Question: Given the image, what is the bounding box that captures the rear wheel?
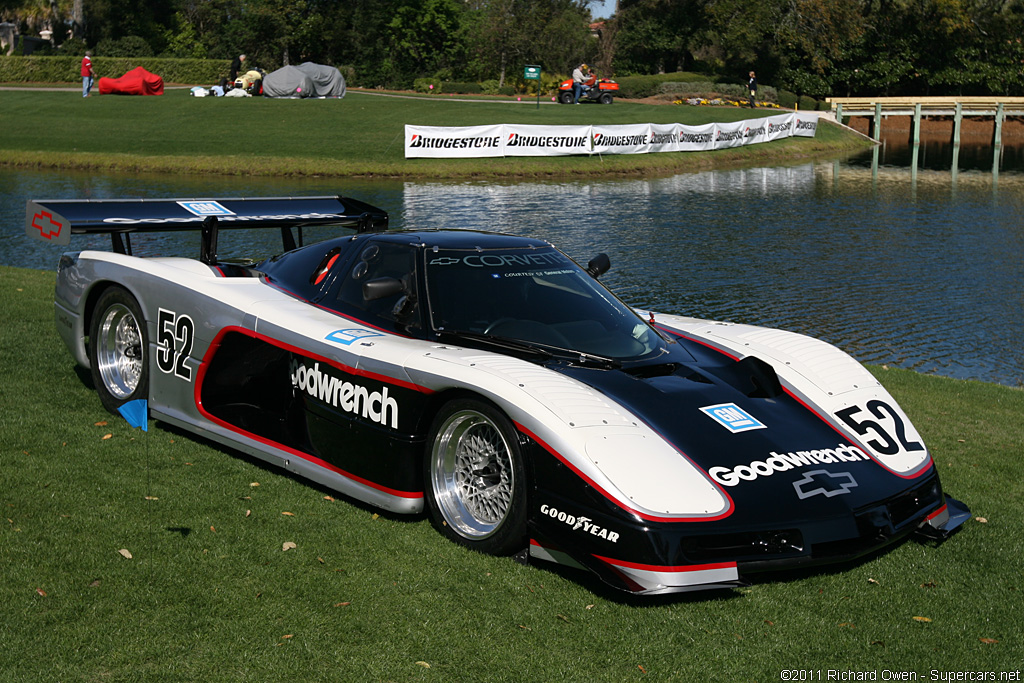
[424,399,527,555]
[89,287,149,414]
[558,90,574,105]
[598,92,613,105]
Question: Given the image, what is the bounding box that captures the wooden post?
[873,102,882,139]
[836,103,843,124]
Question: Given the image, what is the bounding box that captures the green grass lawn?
[0,89,863,179]
[1,264,1020,682]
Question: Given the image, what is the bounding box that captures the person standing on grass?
[747,71,757,108]
[81,51,94,98]
[230,54,247,84]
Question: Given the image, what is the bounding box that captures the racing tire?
[598,93,613,105]
[558,91,574,105]
[89,286,149,414]
[425,398,527,555]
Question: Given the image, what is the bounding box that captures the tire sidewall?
[89,286,149,414]
[424,398,528,555]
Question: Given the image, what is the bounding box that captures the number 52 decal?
[156,308,195,381]
[835,400,924,456]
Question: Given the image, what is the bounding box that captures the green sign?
[524,65,541,80]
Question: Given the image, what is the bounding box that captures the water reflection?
[2,164,1021,387]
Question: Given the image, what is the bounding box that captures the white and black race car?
[27,195,969,595]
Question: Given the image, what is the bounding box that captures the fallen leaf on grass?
[517,625,532,631]
[638,665,647,674]
[371,513,379,520]
[556,614,570,623]
[282,541,296,552]
[210,526,216,533]
[586,604,595,610]
[281,634,293,640]
[281,511,294,516]
[250,482,260,487]
[94,421,108,427]
[245,509,251,517]
[912,616,932,623]
[921,581,937,588]
[118,548,133,559]
[975,517,988,523]
[868,578,879,584]
[101,434,113,440]
[323,496,335,502]
[317,557,325,564]
[416,662,431,669]
[35,588,47,597]
[144,496,158,501]
[89,580,101,588]
[334,602,351,607]
[979,638,999,644]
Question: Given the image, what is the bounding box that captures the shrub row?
[0,56,229,84]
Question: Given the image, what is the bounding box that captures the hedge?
[0,56,241,85]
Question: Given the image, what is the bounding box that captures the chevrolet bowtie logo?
[32,210,63,240]
[792,470,858,499]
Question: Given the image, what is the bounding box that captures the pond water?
[2,160,1022,388]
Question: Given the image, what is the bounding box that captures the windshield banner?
[404,114,818,158]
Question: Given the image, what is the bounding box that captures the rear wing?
[26,195,389,265]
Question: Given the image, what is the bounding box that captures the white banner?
[793,114,819,138]
[405,124,504,159]
[764,114,794,142]
[592,123,651,155]
[403,114,818,158]
[714,120,747,150]
[503,124,591,156]
[648,123,680,154]
[677,123,716,152]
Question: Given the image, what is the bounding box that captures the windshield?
[425,245,664,360]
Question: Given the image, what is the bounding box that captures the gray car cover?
[262,63,345,98]
[262,65,314,98]
[296,62,346,98]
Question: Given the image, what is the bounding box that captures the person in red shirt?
[81,51,94,97]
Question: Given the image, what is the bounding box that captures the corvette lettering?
[430,252,568,268]
[290,360,398,429]
[709,443,870,487]
[540,504,619,543]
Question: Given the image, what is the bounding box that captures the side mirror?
[363,276,405,301]
[586,253,610,279]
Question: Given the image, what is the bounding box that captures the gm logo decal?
[325,328,383,346]
[177,200,235,217]
[700,403,766,433]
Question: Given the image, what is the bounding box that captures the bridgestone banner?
[404,113,819,159]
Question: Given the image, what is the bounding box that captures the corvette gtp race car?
[27,195,970,595]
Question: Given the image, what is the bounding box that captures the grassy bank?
[1,264,1020,682]
[0,89,864,179]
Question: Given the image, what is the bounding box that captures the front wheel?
[558,90,574,105]
[424,399,527,555]
[89,286,149,414]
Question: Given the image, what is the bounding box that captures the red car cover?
[98,67,164,96]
